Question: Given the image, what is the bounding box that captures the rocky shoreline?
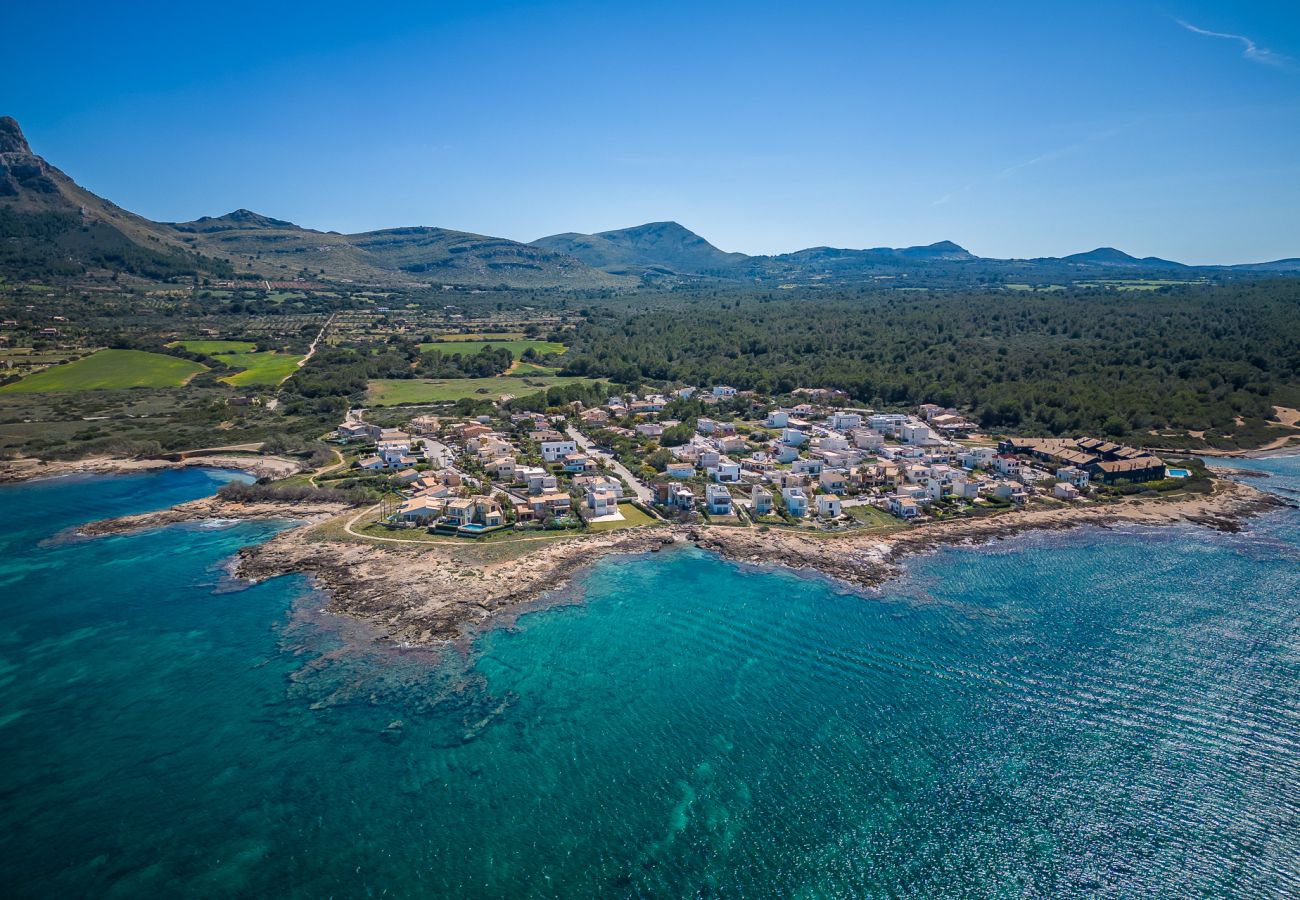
[220,477,1287,648]
[236,525,676,646]
[74,494,356,537]
[0,453,304,485]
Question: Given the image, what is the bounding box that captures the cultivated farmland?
[0,349,208,393]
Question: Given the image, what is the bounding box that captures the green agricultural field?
[171,340,300,385]
[0,349,208,393]
[213,350,301,386]
[417,339,566,357]
[367,375,600,405]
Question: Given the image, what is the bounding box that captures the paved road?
[566,425,654,502]
[424,439,455,469]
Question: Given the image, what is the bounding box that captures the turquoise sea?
[1,460,1298,897]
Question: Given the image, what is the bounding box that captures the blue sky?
[4,0,1297,263]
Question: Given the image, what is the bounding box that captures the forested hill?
[560,280,1300,449]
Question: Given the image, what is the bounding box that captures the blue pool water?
[1166,467,1190,477]
[1,458,1298,896]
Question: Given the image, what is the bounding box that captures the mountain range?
[2,116,1296,289]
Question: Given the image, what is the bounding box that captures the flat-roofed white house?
[950,478,980,500]
[816,494,842,518]
[959,447,996,469]
[765,410,789,428]
[525,470,558,495]
[901,422,933,445]
[868,413,908,435]
[665,462,695,478]
[782,487,809,518]
[706,483,733,515]
[709,458,741,483]
[852,428,884,450]
[712,385,737,398]
[573,474,623,498]
[830,411,862,431]
[782,427,808,447]
[540,439,577,462]
[792,458,823,476]
[377,440,411,465]
[751,485,773,515]
[586,488,621,518]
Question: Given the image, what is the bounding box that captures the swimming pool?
[1167,468,1190,478]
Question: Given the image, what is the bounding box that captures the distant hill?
[0,117,625,289]
[169,213,626,289]
[1227,258,1300,273]
[0,116,234,280]
[534,222,1297,286]
[1059,247,1186,269]
[2,115,1295,289]
[531,221,747,276]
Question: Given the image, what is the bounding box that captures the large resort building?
[999,436,1166,483]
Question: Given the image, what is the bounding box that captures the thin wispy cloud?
[1176,19,1289,67]
[997,143,1084,180]
[930,127,1124,207]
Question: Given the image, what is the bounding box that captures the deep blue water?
[1,460,1298,897]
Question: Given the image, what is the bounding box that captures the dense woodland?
[562,281,1300,446]
[3,276,1298,459]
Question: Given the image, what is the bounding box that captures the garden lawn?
[0,349,208,393]
[846,504,903,528]
[586,504,660,532]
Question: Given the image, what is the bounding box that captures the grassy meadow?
[172,340,301,385]
[0,349,208,393]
